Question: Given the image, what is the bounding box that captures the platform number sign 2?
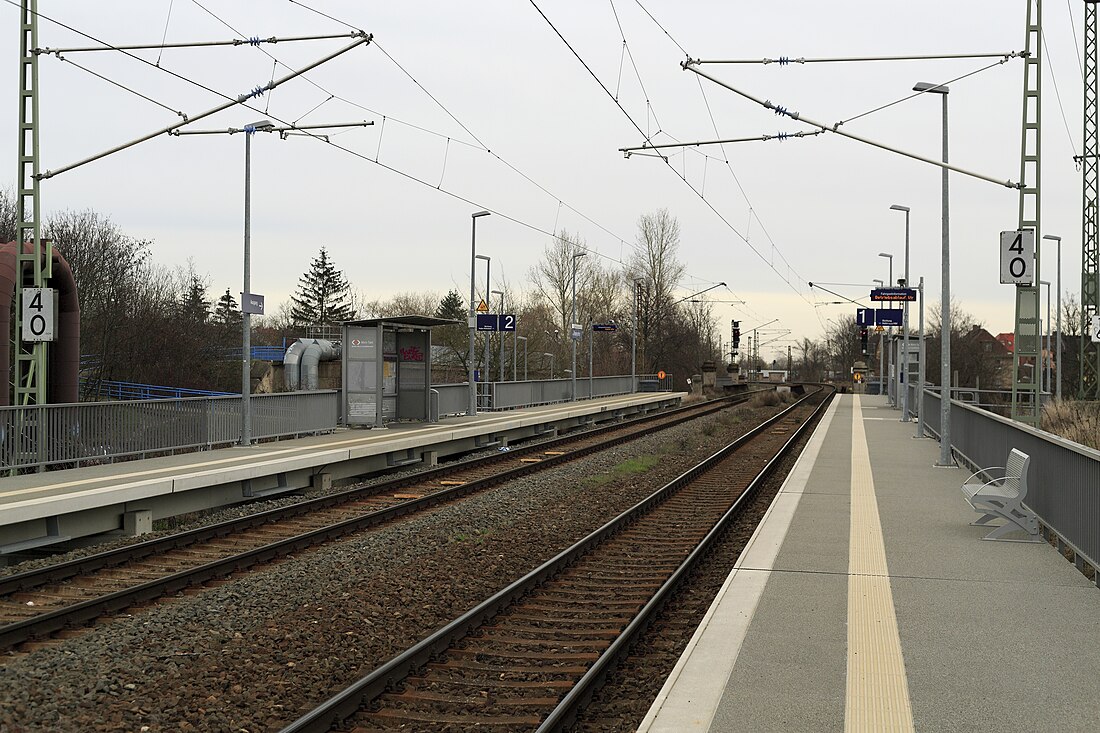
[21,288,55,342]
[999,230,1035,285]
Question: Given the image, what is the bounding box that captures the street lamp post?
[914,80,952,466]
[632,278,643,392]
[173,119,372,443]
[874,278,885,395]
[878,252,894,406]
[492,289,505,382]
[571,251,587,401]
[479,256,491,405]
[468,211,490,416]
[517,335,527,381]
[1041,280,1051,393]
[890,204,911,422]
[1043,234,1062,400]
[916,276,926,439]
[543,352,555,379]
[240,121,274,445]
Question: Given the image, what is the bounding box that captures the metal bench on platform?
[961,448,1040,542]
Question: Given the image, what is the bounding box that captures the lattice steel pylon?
[1082,0,1100,399]
[14,0,50,407]
[1011,0,1043,426]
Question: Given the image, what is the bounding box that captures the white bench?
[961,448,1040,541]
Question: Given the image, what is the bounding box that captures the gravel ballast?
[0,399,793,732]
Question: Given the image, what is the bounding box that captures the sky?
[1,1,1088,365]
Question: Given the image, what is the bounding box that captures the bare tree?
[627,209,686,375]
[529,231,593,334]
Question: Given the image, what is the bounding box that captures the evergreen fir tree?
[213,288,241,327]
[436,289,466,321]
[178,275,209,323]
[290,246,355,326]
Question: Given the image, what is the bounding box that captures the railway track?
[280,386,833,732]
[0,389,771,654]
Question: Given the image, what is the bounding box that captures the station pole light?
[1042,234,1062,400]
[914,80,953,467]
[479,255,491,406]
[874,278,886,395]
[543,352,555,379]
[890,204,911,422]
[468,211,490,416]
[173,118,371,446]
[916,276,926,439]
[571,251,587,401]
[632,278,644,392]
[878,252,894,406]
[1041,280,1051,393]
[492,289,505,382]
[517,335,527,381]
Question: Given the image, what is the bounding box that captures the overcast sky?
[1,1,1087,363]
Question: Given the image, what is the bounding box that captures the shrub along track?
[280,387,832,732]
[0,391,768,655]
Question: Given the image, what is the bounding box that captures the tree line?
[4,190,730,393]
[7,188,1038,396]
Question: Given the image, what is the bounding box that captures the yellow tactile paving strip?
[845,394,914,732]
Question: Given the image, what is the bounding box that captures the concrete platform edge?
[637,394,841,732]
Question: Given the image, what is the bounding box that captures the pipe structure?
[283,340,307,390]
[300,339,338,391]
[0,242,80,406]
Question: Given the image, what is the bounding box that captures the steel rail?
[0,391,767,649]
[537,385,834,731]
[278,386,832,733]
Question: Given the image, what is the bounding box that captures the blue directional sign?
[855,308,874,326]
[871,288,917,302]
[876,309,903,327]
[592,323,618,332]
[477,314,518,332]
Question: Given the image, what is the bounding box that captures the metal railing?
[81,379,235,401]
[2,373,674,470]
[1,391,339,472]
[911,385,1100,580]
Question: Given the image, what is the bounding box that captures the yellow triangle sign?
[476,299,489,313]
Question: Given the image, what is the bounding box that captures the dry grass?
[1041,399,1100,451]
[751,390,782,408]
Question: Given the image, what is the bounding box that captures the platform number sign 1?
[999,230,1035,285]
[22,288,55,342]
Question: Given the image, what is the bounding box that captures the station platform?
[0,391,682,558]
[639,393,1100,733]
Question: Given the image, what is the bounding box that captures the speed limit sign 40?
[999,230,1035,285]
[22,288,56,342]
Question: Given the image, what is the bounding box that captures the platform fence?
[911,384,1100,580]
[3,374,673,471]
[0,391,339,472]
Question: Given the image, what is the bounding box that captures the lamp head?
[472,210,491,219]
[913,81,949,95]
[878,252,893,259]
[889,204,910,213]
[475,254,490,262]
[1042,234,1061,242]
